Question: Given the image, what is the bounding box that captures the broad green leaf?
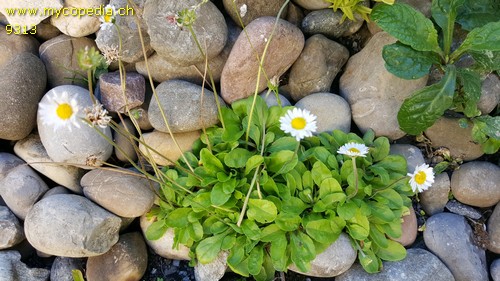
[221,235,236,250]
[457,0,500,30]
[482,138,500,154]
[245,155,264,175]
[371,3,440,53]
[247,199,278,224]
[211,183,232,206]
[267,136,298,153]
[375,189,404,209]
[200,148,225,174]
[281,197,309,215]
[265,150,298,175]
[260,224,285,242]
[432,0,465,55]
[370,137,390,162]
[248,245,264,276]
[474,116,500,140]
[383,42,438,79]
[470,50,500,71]
[270,233,288,271]
[290,232,316,272]
[382,219,403,238]
[453,21,500,59]
[398,65,457,135]
[455,68,482,117]
[276,212,302,231]
[376,239,407,261]
[312,161,332,186]
[145,220,168,240]
[228,246,250,277]
[189,192,211,213]
[302,170,313,189]
[188,221,204,241]
[359,249,382,273]
[224,148,253,168]
[305,219,341,244]
[241,219,262,240]
[370,224,389,248]
[319,178,343,198]
[165,208,191,228]
[337,201,357,220]
[196,234,225,264]
[369,202,396,223]
[221,107,244,142]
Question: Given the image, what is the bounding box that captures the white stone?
[50,0,106,37]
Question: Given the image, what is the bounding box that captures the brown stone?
[223,0,287,27]
[451,161,500,208]
[99,71,145,113]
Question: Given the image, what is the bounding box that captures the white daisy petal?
[279,107,318,141]
[407,163,435,193]
[38,91,82,132]
[100,4,117,30]
[337,142,369,158]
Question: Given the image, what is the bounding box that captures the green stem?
[87,69,96,104]
[237,165,261,227]
[348,157,359,199]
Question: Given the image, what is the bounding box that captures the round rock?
[86,232,148,281]
[223,0,287,27]
[0,30,39,67]
[221,16,304,104]
[0,206,25,249]
[424,212,488,281]
[143,0,227,65]
[0,53,47,141]
[492,259,500,281]
[0,251,50,281]
[389,206,417,246]
[450,161,500,208]
[389,144,425,173]
[295,93,351,133]
[50,257,86,281]
[140,215,190,260]
[301,7,366,38]
[194,251,228,281]
[0,153,24,181]
[488,203,500,254]
[259,92,292,107]
[293,0,330,10]
[50,0,106,37]
[0,0,63,27]
[139,130,201,166]
[37,85,113,168]
[289,34,349,101]
[114,118,138,162]
[81,168,155,218]
[148,80,220,133]
[419,172,450,216]
[99,71,145,113]
[478,73,500,115]
[24,194,121,257]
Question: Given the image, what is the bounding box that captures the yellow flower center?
[56,103,73,120]
[414,171,426,185]
[348,148,360,154]
[291,117,306,130]
[104,10,113,23]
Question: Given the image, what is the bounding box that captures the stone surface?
[32,18,62,41]
[293,0,330,10]
[445,200,482,220]
[399,0,432,17]
[425,117,484,161]
[50,0,106,37]
[86,232,148,281]
[295,93,351,133]
[139,130,201,166]
[492,259,500,281]
[286,2,304,27]
[301,8,366,38]
[42,186,71,198]
[140,215,190,260]
[144,0,227,65]
[478,73,500,115]
[96,0,152,63]
[114,118,138,162]
[389,144,425,173]
[0,153,24,182]
[148,80,221,133]
[194,250,228,281]
[14,133,85,194]
[24,194,121,257]
[450,161,500,208]
[0,206,25,249]
[0,0,63,27]
[0,251,50,281]
[221,17,304,104]
[100,71,145,113]
[81,168,155,218]
[0,53,47,141]
[336,248,454,281]
[488,203,500,254]
[288,233,356,277]
[289,34,349,101]
[419,173,450,216]
[424,212,488,281]
[259,92,291,107]
[340,32,428,140]
[390,206,417,246]
[50,257,86,281]
[39,35,97,87]
[0,165,49,220]
[223,0,287,27]
[0,30,39,67]
[37,85,113,168]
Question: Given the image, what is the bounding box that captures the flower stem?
[237,165,261,227]
[348,156,359,199]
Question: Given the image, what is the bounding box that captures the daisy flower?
[337,142,369,158]
[407,163,435,193]
[38,91,81,131]
[100,4,117,30]
[279,108,317,141]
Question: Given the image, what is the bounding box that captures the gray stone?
[336,248,454,281]
[114,118,138,162]
[81,168,155,218]
[139,215,190,260]
[148,80,221,133]
[450,161,500,208]
[389,206,417,247]
[50,0,106,37]
[286,2,304,27]
[0,154,24,182]
[0,251,49,281]
[289,34,349,101]
[139,130,201,166]
[492,259,500,281]
[295,93,351,133]
[293,0,330,10]
[288,233,356,277]
[32,18,62,41]
[223,0,287,27]
[0,165,49,220]
[0,0,62,27]
[86,232,148,281]
[14,133,85,194]
[37,85,113,168]
[0,53,46,141]
[301,7,365,38]
[478,73,500,115]
[0,30,39,68]
[194,250,228,281]
[488,203,500,254]
[445,200,482,220]
[96,0,152,64]
[144,0,227,65]
[424,212,488,281]
[39,35,97,87]
[425,117,484,161]
[0,206,24,249]
[340,32,428,140]
[259,92,291,107]
[50,257,86,281]
[389,144,425,173]
[24,194,121,257]
[221,17,304,104]
[41,186,71,198]
[419,173,450,216]
[100,72,145,113]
